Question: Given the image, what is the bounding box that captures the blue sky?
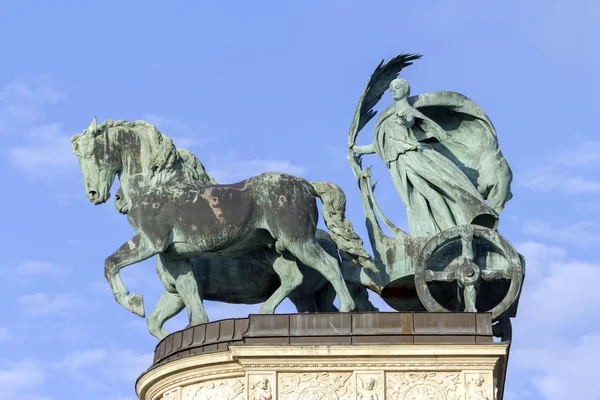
[1,1,598,399]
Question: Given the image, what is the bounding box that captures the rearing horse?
[71,118,377,322]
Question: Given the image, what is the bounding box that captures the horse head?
[71,117,120,205]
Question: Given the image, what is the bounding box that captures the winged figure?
[348,54,512,238]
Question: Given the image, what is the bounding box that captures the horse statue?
[113,149,378,339]
[71,118,381,327]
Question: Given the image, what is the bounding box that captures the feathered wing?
[347,53,422,147]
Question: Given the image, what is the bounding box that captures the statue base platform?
[136,313,508,400]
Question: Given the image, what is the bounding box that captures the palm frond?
[348,53,422,144]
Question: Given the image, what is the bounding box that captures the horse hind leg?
[147,292,185,340]
[282,239,356,312]
[259,251,304,315]
[162,255,209,327]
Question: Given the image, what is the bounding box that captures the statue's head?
[469,374,485,386]
[257,377,269,390]
[389,78,410,101]
[71,117,120,205]
[363,378,375,390]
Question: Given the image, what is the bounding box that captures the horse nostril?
[115,194,121,201]
[88,190,97,198]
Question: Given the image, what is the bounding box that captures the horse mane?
[99,119,181,174]
[178,149,217,184]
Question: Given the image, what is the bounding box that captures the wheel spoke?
[424,270,456,282]
[463,285,477,312]
[481,269,512,280]
[460,233,474,262]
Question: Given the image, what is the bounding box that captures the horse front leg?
[104,233,162,317]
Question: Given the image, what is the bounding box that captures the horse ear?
[87,116,98,136]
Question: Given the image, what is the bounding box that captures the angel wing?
[347,53,422,146]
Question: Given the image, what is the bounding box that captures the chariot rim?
[414,225,523,320]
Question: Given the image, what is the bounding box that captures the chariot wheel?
[414,225,523,320]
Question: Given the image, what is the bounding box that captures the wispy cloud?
[523,219,600,247]
[7,123,75,178]
[0,359,48,400]
[520,141,600,194]
[14,260,63,276]
[206,151,307,183]
[0,78,64,105]
[18,293,86,317]
[0,77,64,135]
[512,334,600,400]
[58,348,152,392]
[508,241,600,398]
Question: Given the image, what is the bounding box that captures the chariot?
[343,54,525,338]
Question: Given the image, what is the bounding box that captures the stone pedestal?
[136,313,508,400]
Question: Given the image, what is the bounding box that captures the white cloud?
[58,348,152,391]
[0,359,47,400]
[171,136,200,149]
[207,151,307,183]
[520,141,600,194]
[521,170,600,194]
[142,114,196,136]
[523,220,600,247]
[507,241,600,398]
[15,260,60,276]
[8,123,75,177]
[18,293,85,317]
[511,334,600,400]
[0,77,64,136]
[0,78,64,105]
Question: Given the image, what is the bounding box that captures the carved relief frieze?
[386,372,463,400]
[248,373,276,400]
[163,387,181,400]
[356,372,384,400]
[279,372,353,400]
[464,373,493,400]
[182,378,244,400]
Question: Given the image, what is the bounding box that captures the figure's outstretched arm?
[352,143,376,155]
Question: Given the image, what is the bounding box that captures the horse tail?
[310,181,378,273]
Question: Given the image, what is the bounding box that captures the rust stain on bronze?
[200,190,225,223]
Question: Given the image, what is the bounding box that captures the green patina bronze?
[71,53,524,341]
[346,54,523,331]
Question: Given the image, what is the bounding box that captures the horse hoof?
[129,293,145,317]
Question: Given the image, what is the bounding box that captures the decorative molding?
[465,372,494,400]
[279,372,353,400]
[182,378,244,400]
[248,373,276,400]
[356,372,384,400]
[137,343,507,400]
[387,372,463,400]
[163,387,180,400]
